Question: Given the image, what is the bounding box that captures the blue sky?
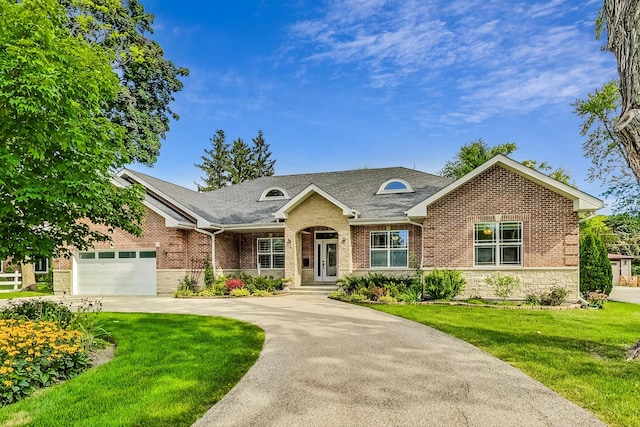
[137,0,616,206]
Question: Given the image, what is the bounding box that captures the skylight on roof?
[377,179,414,194]
[259,187,290,201]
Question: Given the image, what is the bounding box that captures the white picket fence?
[0,272,22,292]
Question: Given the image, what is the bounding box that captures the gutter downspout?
[194,228,225,277]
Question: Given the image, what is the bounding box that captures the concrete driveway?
[609,286,640,304]
[81,295,603,427]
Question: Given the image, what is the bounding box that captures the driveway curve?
[88,295,602,427]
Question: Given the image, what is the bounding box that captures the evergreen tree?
[250,130,275,179]
[229,138,254,184]
[580,231,614,295]
[195,130,230,191]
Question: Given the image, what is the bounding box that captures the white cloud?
[286,0,616,124]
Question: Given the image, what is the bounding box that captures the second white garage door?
[76,250,157,296]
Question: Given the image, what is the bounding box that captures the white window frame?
[474,222,523,267]
[370,230,409,268]
[376,179,414,194]
[257,237,285,269]
[259,187,290,201]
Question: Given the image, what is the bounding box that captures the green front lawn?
[0,283,53,299]
[0,313,264,426]
[371,302,640,427]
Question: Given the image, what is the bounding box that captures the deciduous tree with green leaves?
[59,0,189,165]
[0,0,146,262]
[597,0,640,183]
[440,139,573,185]
[574,81,640,213]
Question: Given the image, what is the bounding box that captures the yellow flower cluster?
[0,319,84,389]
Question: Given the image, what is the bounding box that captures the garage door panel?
[76,250,157,296]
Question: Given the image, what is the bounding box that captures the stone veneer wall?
[284,193,352,286]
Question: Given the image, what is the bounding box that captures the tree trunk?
[20,263,37,292]
[604,0,640,181]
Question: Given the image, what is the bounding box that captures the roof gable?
[274,184,359,219]
[406,155,603,218]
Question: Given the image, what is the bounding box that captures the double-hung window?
[370,230,409,268]
[474,222,522,266]
[257,238,285,269]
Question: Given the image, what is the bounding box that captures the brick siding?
[351,224,422,269]
[423,165,579,268]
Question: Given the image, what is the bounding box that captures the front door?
[315,239,338,282]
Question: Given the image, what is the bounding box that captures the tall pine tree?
[195,130,230,191]
[229,138,254,185]
[196,129,276,189]
[250,129,275,179]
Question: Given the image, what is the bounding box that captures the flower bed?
[0,319,90,405]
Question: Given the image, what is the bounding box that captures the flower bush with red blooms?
[225,279,245,293]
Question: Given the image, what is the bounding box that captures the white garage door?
[76,250,157,295]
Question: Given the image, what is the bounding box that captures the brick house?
[53,155,603,299]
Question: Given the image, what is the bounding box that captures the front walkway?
[80,295,603,427]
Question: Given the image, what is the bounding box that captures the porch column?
[284,227,301,286]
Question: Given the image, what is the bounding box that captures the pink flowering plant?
[587,291,608,309]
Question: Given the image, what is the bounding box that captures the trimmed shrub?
[229,288,250,297]
[587,291,608,309]
[329,291,348,300]
[377,295,397,304]
[348,294,368,302]
[540,287,569,306]
[252,290,271,297]
[225,279,245,293]
[485,273,521,302]
[424,269,466,300]
[580,232,613,295]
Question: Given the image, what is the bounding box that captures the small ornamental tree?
[580,231,613,295]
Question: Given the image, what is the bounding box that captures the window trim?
[473,221,523,267]
[376,179,414,194]
[259,187,290,201]
[369,230,409,268]
[257,237,285,269]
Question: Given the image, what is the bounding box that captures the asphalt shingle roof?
[124,167,453,225]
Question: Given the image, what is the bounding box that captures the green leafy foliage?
[203,256,214,288]
[195,130,231,191]
[337,273,417,300]
[424,269,466,300]
[0,0,146,262]
[0,299,73,328]
[573,80,640,214]
[539,287,569,306]
[580,231,613,295]
[229,288,251,297]
[440,139,573,184]
[485,273,521,302]
[60,0,188,165]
